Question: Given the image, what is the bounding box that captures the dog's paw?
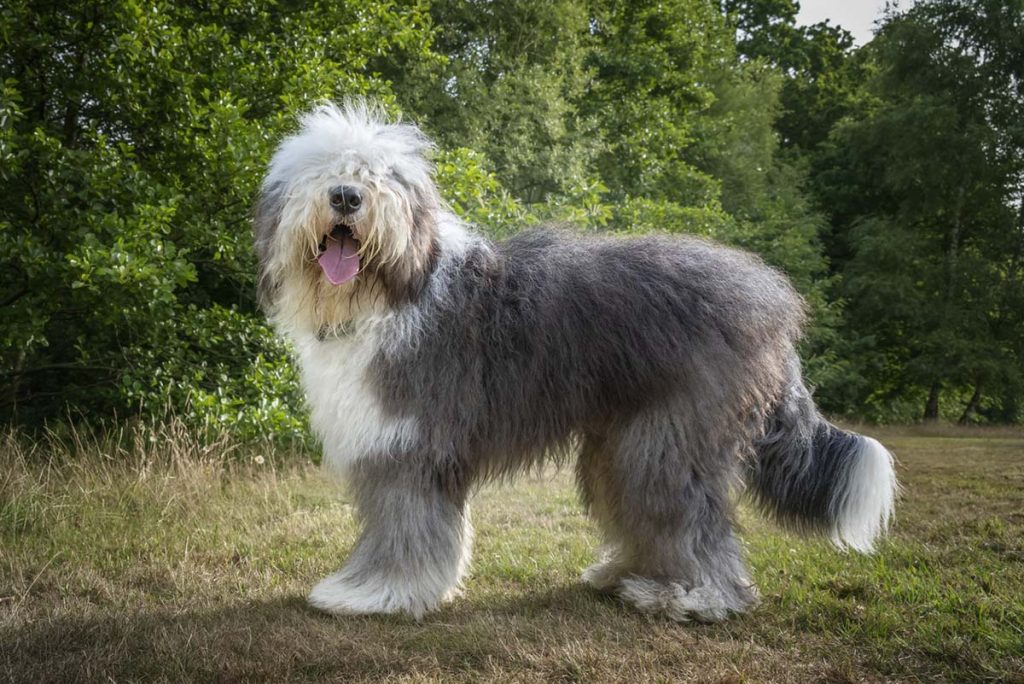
[581,545,635,592]
[582,558,627,592]
[308,571,444,619]
[616,578,751,623]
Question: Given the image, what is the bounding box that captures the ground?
[2,424,1022,682]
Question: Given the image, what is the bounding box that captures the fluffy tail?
[748,362,897,552]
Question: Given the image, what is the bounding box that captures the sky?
[795,0,909,46]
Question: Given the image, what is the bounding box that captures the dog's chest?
[296,327,418,468]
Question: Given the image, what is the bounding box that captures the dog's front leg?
[308,455,472,619]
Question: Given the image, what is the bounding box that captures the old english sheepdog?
[254,102,897,623]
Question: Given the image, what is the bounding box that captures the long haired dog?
[254,103,897,622]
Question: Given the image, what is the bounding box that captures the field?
[2,424,1022,682]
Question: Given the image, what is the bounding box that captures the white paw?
[308,570,455,619]
[309,572,419,618]
[617,578,736,623]
[582,559,627,592]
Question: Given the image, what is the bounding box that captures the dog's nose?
[329,185,362,215]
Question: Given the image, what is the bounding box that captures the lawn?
[2,423,1022,682]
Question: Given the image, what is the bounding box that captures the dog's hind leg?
[576,432,636,592]
[308,455,472,619]
[577,408,758,622]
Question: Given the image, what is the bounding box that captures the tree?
[381,0,597,206]
[7,0,1014,434]
[0,0,437,436]
[724,0,865,152]
[819,0,1024,421]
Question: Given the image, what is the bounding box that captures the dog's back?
[376,228,804,472]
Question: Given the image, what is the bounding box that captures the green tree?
[818,0,1024,421]
[8,0,1008,435]
[724,0,864,153]
[0,0,437,436]
[382,0,598,206]
[687,61,845,395]
[581,0,728,207]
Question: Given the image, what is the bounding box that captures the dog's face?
[255,103,439,332]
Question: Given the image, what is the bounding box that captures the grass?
[2,423,1022,682]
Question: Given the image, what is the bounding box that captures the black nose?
[329,185,362,215]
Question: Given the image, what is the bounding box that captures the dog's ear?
[375,179,440,307]
[254,180,286,310]
[406,182,441,296]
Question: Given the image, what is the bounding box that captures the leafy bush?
[6,0,1017,440]
[0,1,438,440]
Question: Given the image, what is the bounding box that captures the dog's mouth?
[317,224,361,285]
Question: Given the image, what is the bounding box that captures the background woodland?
[2,0,1022,442]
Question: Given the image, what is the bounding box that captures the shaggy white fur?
[294,322,419,471]
[308,511,473,618]
[832,437,898,552]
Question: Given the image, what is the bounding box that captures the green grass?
[2,423,1023,682]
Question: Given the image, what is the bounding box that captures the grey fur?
[750,358,860,533]
[253,179,286,307]
[257,107,897,622]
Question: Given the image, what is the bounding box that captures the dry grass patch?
[2,424,1022,682]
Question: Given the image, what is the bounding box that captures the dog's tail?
[747,360,898,552]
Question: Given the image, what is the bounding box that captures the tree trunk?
[923,383,941,421]
[958,383,982,424]
[8,347,25,420]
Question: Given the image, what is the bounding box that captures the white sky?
[796,0,913,46]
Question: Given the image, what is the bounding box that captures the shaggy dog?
[254,102,897,622]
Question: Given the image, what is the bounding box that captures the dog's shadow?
[5,584,721,680]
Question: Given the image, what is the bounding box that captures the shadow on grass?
[3,585,665,682]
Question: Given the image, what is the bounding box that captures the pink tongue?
[317,235,360,285]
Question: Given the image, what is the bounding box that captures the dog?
[253,102,897,622]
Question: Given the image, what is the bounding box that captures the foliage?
[118,305,312,447]
[433,147,529,237]
[725,0,865,152]
[0,0,437,436]
[2,0,1022,436]
[814,0,1024,421]
[383,0,599,204]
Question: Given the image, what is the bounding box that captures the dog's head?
[255,102,440,332]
